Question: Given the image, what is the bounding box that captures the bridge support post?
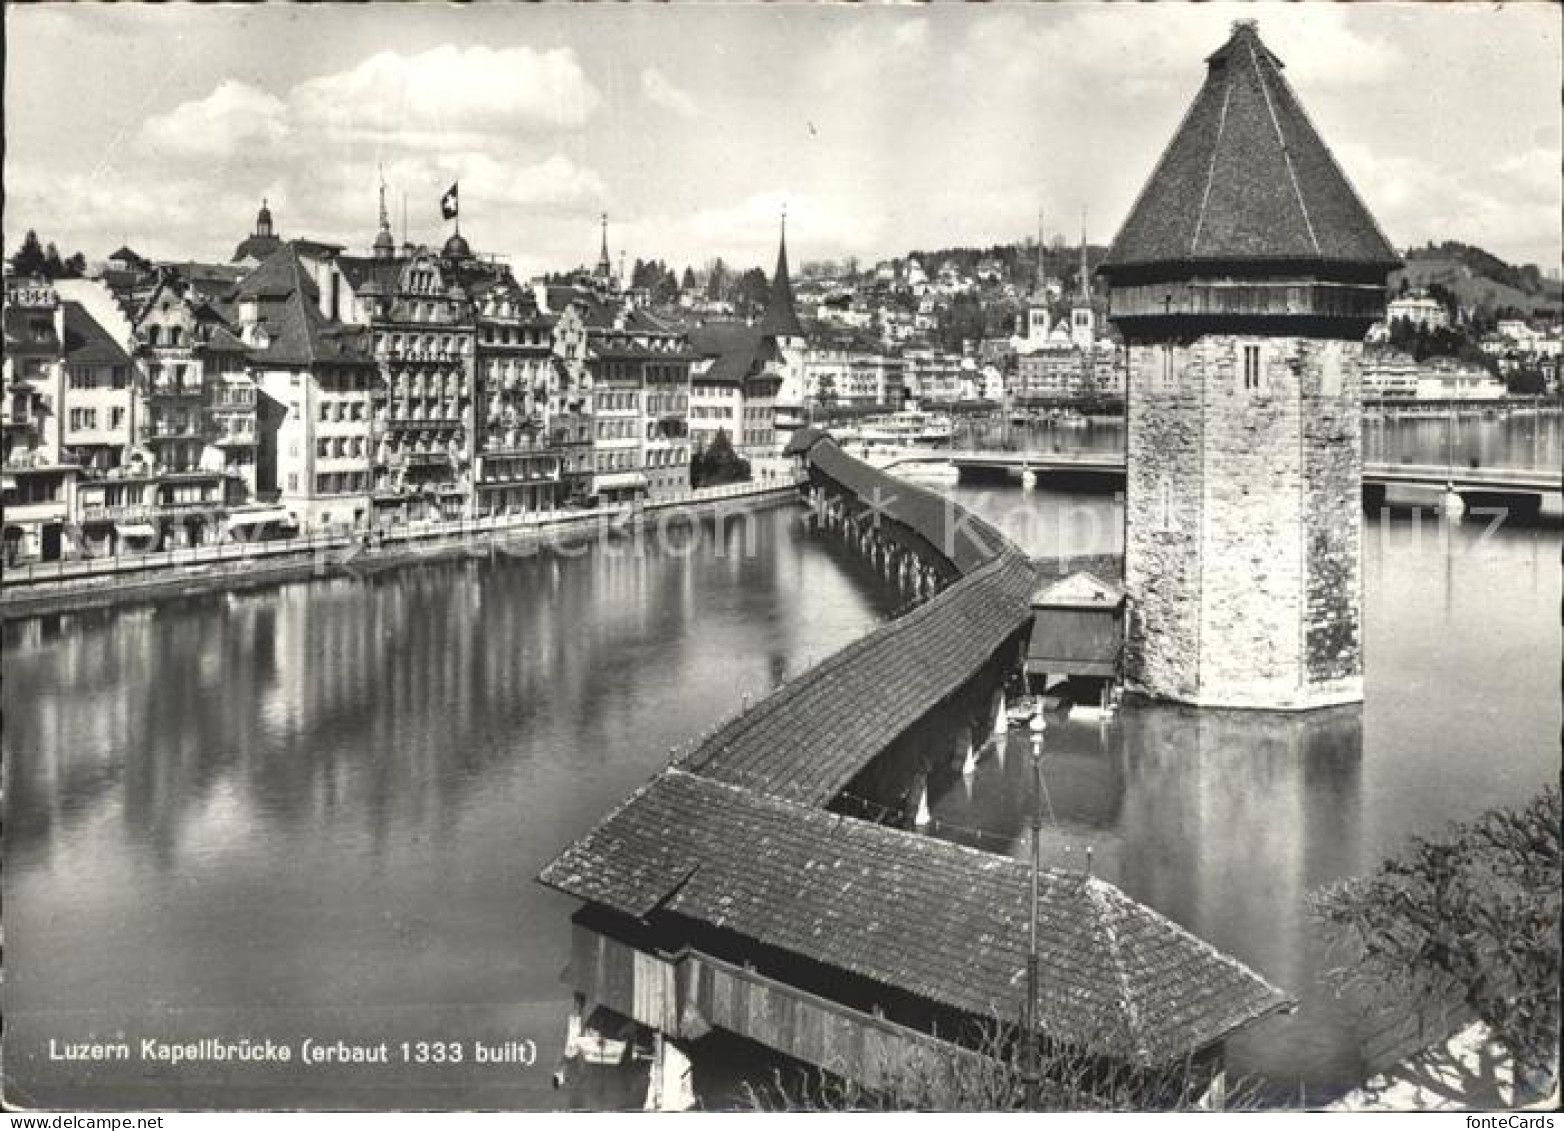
[642,1031,697,1112]
[957,728,979,777]
[911,775,932,827]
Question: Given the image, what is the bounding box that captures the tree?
[706,257,728,302]
[652,267,680,307]
[10,230,48,277]
[62,252,87,279]
[690,428,751,488]
[681,266,697,293]
[735,267,770,317]
[1310,786,1561,1084]
[44,242,64,279]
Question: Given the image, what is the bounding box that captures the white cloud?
[289,45,602,142]
[640,68,699,120]
[140,81,289,159]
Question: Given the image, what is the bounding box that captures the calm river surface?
[3,417,1559,1109]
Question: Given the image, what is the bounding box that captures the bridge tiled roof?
[809,439,1009,574]
[539,768,1295,1066]
[679,546,1036,804]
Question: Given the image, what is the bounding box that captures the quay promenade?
[0,476,798,619]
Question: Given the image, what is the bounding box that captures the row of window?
[67,407,127,431]
[480,326,548,347]
[316,472,371,496]
[596,419,640,441]
[68,366,130,390]
[646,394,688,416]
[596,391,640,413]
[143,325,187,348]
[319,400,370,423]
[378,330,470,356]
[317,436,370,461]
[596,451,639,472]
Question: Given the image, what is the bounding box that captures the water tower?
[1099,21,1399,709]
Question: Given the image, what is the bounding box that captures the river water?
[2,415,1558,1109]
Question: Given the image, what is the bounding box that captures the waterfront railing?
[1,476,797,590]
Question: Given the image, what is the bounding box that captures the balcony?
[149,380,205,399]
[145,420,208,440]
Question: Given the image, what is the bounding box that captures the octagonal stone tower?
[1100,21,1399,710]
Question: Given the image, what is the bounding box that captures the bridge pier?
[643,1031,697,1112]
[910,773,932,827]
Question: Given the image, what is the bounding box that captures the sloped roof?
[1103,21,1398,272]
[681,548,1033,803]
[107,246,148,268]
[60,302,131,366]
[781,424,832,457]
[760,227,806,340]
[202,325,250,354]
[232,233,283,265]
[335,254,405,293]
[688,322,780,385]
[809,438,1009,574]
[540,768,1294,1066]
[235,244,374,367]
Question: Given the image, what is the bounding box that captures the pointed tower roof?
[1102,21,1398,274]
[760,212,805,340]
[595,213,612,280]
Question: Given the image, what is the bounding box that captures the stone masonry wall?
[1194,337,1306,706]
[1301,339,1364,700]
[1124,342,1204,701]
[1125,333,1364,710]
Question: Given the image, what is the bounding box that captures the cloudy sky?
[6,3,1559,277]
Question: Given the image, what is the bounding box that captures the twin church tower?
[1102,21,1399,709]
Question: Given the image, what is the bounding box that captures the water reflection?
[1,506,900,1109]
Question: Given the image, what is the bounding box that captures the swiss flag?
[440,183,458,221]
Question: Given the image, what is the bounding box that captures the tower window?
[1243,345,1262,390]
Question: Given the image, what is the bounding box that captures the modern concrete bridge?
[879,449,1562,506]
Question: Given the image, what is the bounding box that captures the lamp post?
[1023,705,1046,1109]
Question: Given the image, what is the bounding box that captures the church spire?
[1035,206,1048,290]
[1079,210,1091,301]
[760,207,805,341]
[374,166,396,258]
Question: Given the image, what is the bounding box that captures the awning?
[116,522,159,539]
[594,472,648,492]
[227,507,295,527]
